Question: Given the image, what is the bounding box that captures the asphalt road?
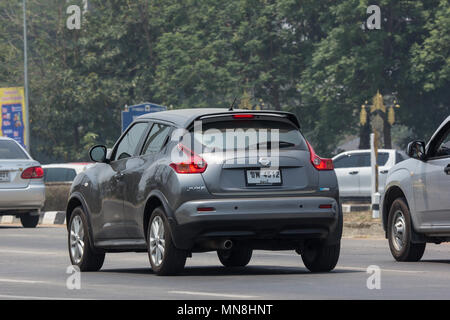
[1,224,450,300]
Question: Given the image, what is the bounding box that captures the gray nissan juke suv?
[66,108,342,275]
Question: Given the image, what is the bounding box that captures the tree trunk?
[271,84,281,111]
[359,122,371,149]
[383,115,392,149]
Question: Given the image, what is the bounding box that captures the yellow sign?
[0,87,27,148]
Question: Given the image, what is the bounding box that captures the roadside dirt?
[343,211,384,239]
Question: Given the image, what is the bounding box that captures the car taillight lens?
[170,144,207,174]
[306,140,333,171]
[233,114,254,119]
[21,166,44,179]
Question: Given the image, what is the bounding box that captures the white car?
[0,137,45,228]
[42,163,93,183]
[333,149,407,200]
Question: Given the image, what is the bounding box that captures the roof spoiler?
[189,110,301,129]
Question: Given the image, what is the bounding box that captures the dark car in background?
[66,109,342,275]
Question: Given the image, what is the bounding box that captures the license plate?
[0,171,9,182]
[246,169,281,186]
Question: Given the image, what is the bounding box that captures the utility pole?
[23,0,30,152]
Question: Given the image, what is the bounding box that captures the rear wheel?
[387,198,426,262]
[217,247,253,267]
[20,213,39,228]
[147,207,187,276]
[301,241,340,272]
[68,207,105,271]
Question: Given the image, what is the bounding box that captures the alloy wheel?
[70,215,85,264]
[149,216,166,267]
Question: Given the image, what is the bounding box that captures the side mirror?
[406,140,426,160]
[89,145,108,163]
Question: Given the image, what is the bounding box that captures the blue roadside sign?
[121,102,167,132]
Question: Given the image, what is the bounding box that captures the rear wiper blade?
[249,141,296,149]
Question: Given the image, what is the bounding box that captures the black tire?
[217,246,253,267]
[387,197,426,262]
[147,207,186,276]
[68,207,105,271]
[20,213,39,228]
[301,241,340,272]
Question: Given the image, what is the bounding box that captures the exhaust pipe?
[200,239,233,250]
[223,240,233,250]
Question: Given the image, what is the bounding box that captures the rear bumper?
[0,184,45,215]
[170,196,342,250]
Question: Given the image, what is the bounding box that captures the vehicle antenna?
[229,96,237,111]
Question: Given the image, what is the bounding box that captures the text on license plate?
[0,171,9,182]
[246,170,281,185]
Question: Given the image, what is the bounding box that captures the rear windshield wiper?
[249,141,296,149]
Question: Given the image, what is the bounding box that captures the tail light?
[170,144,207,174]
[233,114,254,119]
[21,166,44,179]
[305,140,333,171]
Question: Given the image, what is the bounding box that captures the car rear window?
[190,120,307,152]
[44,168,77,182]
[0,140,28,159]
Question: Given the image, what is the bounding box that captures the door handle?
[349,171,359,175]
[445,165,450,175]
[380,170,389,174]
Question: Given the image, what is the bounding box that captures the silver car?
[0,137,45,228]
[381,116,450,261]
[333,149,407,200]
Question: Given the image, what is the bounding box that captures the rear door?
[191,115,318,197]
[0,139,37,189]
[333,153,361,197]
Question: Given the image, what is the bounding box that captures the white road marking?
[337,266,426,274]
[0,249,61,255]
[169,290,259,299]
[0,278,47,284]
[0,294,86,300]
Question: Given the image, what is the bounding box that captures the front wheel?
[68,207,105,271]
[301,241,340,272]
[387,198,426,262]
[147,207,187,276]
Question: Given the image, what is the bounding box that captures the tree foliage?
[0,0,448,161]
